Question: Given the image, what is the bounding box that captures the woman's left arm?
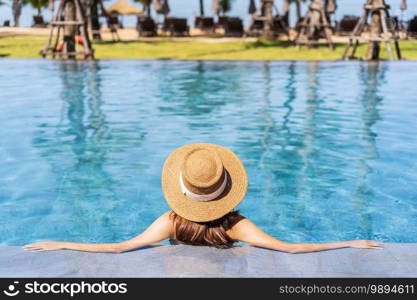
[23,211,173,253]
[227,218,384,253]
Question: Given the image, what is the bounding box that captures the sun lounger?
[32,15,47,28]
[247,16,288,38]
[137,16,157,37]
[223,17,244,37]
[163,17,189,37]
[216,16,228,29]
[337,15,360,35]
[194,16,215,33]
[408,16,417,37]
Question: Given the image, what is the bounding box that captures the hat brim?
[162,143,248,222]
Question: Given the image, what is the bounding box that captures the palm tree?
[22,0,48,16]
[219,0,233,15]
[11,0,23,27]
[198,0,204,15]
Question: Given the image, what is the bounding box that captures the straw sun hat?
[162,143,248,222]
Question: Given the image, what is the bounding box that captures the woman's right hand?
[348,240,384,249]
[23,241,65,252]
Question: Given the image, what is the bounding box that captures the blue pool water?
[0,59,416,245]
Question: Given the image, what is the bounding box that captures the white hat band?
[179,171,227,202]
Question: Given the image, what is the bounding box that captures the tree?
[12,0,23,27]
[199,0,204,16]
[22,0,48,16]
[219,0,233,15]
[63,0,76,59]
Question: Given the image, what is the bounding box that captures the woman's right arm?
[23,211,173,253]
[227,218,384,253]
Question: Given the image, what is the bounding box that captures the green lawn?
[1,36,417,60]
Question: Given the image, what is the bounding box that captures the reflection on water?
[157,61,230,117]
[282,63,296,146]
[0,60,416,244]
[32,62,121,242]
[351,62,386,239]
[259,62,274,221]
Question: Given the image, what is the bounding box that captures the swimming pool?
[0,59,416,245]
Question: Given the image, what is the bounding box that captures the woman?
[24,143,383,253]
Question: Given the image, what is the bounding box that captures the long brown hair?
[170,210,245,248]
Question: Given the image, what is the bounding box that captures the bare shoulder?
[161,210,173,220]
[141,211,175,238]
[161,210,176,236]
[226,217,255,240]
[159,211,175,226]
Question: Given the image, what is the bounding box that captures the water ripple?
[0,60,416,244]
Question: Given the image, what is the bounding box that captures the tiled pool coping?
[1,244,416,277]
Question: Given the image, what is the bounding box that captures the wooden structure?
[106,13,121,41]
[248,0,288,40]
[324,0,337,25]
[398,0,408,37]
[87,0,107,40]
[40,0,94,59]
[282,0,303,27]
[342,0,402,60]
[294,0,334,50]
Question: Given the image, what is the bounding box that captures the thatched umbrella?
[106,0,143,30]
[248,0,256,15]
[106,0,144,15]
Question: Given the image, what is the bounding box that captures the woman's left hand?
[23,241,65,252]
[348,240,384,249]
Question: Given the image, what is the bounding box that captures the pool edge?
[0,243,416,277]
